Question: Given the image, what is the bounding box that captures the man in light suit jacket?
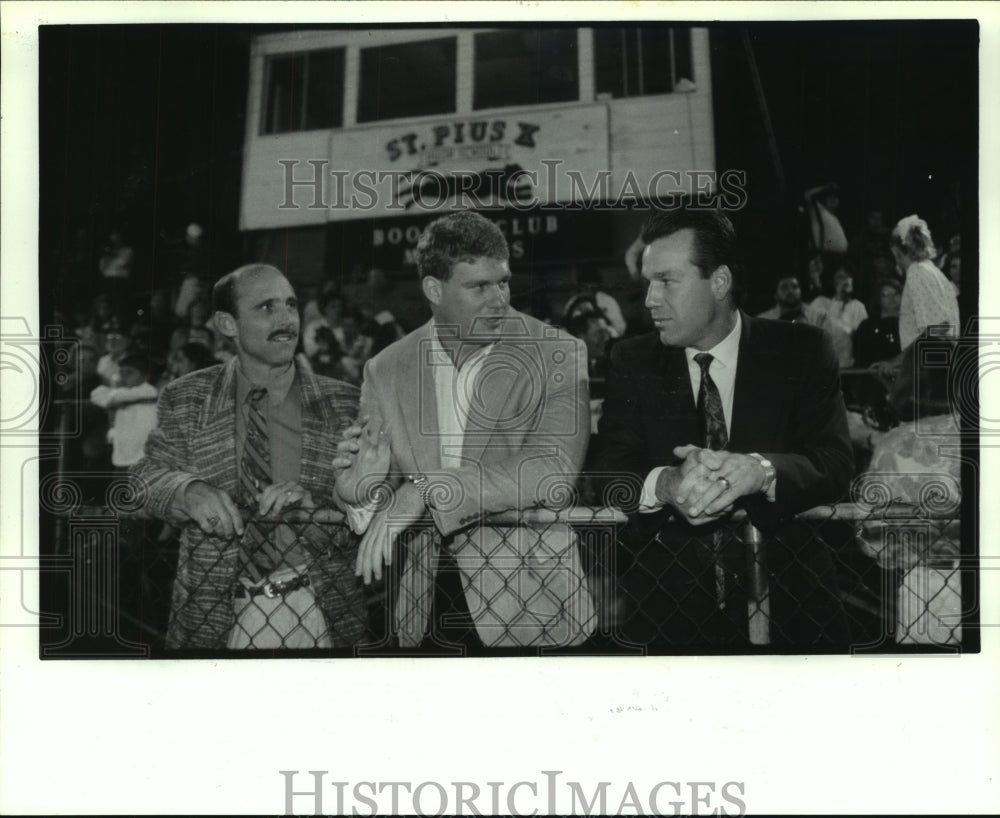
[133,264,365,650]
[594,208,853,650]
[336,212,595,650]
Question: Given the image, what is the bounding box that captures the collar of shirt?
[430,320,495,371]
[235,361,296,408]
[684,311,742,431]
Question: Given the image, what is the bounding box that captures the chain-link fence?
[35,325,975,656]
[38,492,967,656]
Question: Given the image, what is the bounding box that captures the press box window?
[262,48,345,135]
[593,26,694,98]
[357,37,457,123]
[473,29,579,110]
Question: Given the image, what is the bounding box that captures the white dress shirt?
[428,325,495,469]
[811,296,868,336]
[346,324,494,533]
[639,313,751,511]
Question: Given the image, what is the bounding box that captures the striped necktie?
[239,386,282,581]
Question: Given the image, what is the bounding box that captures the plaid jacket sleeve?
[131,376,202,521]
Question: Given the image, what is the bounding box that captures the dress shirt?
[811,296,868,336]
[428,323,495,469]
[639,312,775,511]
[835,298,868,334]
[234,363,306,568]
[346,324,494,534]
[808,297,858,366]
[683,314,742,432]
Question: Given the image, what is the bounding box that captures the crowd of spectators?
[47,182,965,492]
[49,225,414,481]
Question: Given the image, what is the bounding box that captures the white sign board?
[242,103,612,228]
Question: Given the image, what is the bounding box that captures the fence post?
[743,519,771,646]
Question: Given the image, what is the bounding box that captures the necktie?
[239,386,282,581]
[693,353,729,611]
[694,353,728,450]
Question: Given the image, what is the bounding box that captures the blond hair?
[891,215,936,261]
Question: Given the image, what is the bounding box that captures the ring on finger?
[716,476,731,490]
[207,514,221,527]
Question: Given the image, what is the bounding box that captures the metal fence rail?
[38,497,965,656]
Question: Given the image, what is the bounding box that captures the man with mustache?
[595,207,853,649]
[133,264,366,650]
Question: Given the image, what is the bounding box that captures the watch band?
[407,473,434,508]
[749,453,776,494]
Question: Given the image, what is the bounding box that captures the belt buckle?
[262,581,279,599]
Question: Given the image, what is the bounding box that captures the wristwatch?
[407,473,434,508]
[749,453,776,494]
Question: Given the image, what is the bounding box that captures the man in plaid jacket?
[133,264,366,650]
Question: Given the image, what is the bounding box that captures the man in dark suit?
[595,208,853,650]
[134,264,366,650]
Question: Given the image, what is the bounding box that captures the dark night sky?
[711,23,976,269]
[39,25,258,290]
[38,21,978,315]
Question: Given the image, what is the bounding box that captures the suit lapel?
[460,337,529,464]
[729,311,764,452]
[659,343,702,451]
[400,323,442,472]
[198,358,239,491]
[298,362,334,488]
[401,315,536,469]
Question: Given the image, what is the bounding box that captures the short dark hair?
[318,287,343,313]
[564,292,601,322]
[414,212,508,281]
[875,277,902,295]
[640,207,745,305]
[313,325,341,351]
[566,309,607,339]
[212,264,284,316]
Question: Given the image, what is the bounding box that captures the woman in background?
[889,215,959,362]
[856,216,962,509]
